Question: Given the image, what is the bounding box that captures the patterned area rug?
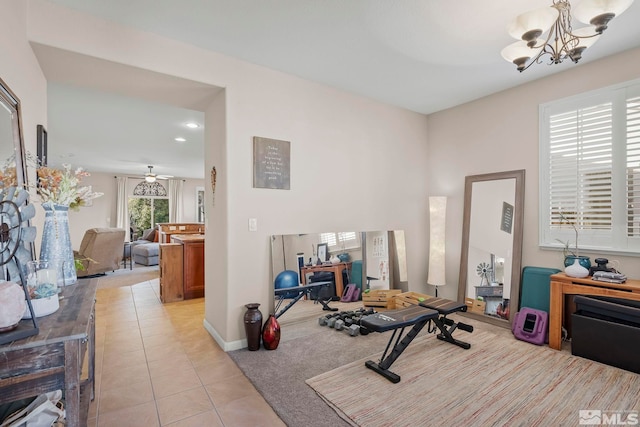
[307,319,640,427]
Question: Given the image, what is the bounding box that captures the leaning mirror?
[458,170,525,328]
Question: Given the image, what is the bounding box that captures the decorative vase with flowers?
[37,164,103,287]
[556,212,590,278]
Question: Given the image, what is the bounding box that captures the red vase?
[261,314,280,350]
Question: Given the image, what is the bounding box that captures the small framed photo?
[37,124,47,166]
[317,243,328,262]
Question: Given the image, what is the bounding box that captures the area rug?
[306,325,640,427]
[229,315,394,427]
[95,265,159,289]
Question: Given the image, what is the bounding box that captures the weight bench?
[274,281,337,319]
[361,297,473,383]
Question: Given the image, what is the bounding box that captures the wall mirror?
[0,78,27,190]
[0,77,33,280]
[458,170,525,328]
[270,230,408,303]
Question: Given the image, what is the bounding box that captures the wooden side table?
[0,280,97,427]
[549,273,640,350]
[300,262,352,298]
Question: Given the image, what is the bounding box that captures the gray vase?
[39,204,77,287]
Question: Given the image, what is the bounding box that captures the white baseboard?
[203,318,246,352]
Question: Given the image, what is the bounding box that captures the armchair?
[74,228,126,277]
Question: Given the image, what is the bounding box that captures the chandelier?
[501,0,634,72]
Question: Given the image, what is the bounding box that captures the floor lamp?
[428,196,446,297]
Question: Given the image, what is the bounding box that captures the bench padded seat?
[361,305,438,332]
[419,297,467,315]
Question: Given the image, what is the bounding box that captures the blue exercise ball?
[275,270,299,290]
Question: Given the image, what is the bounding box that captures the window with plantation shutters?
[540,79,640,255]
[320,231,360,250]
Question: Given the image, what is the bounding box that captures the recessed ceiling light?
[185,122,199,129]
[175,137,186,143]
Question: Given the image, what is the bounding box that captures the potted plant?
[555,212,591,275]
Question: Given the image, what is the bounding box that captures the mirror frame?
[0,77,28,189]
[457,169,525,328]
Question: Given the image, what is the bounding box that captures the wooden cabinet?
[159,243,184,302]
[168,234,205,300]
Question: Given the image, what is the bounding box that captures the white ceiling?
[38,0,640,178]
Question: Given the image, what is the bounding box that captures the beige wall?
[14,0,639,350]
[427,46,640,301]
[24,0,430,349]
[0,0,48,240]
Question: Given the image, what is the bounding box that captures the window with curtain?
[539,79,640,254]
[128,197,169,236]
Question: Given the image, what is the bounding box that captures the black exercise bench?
[274,281,337,319]
[361,296,473,383]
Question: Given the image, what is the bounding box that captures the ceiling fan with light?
[143,165,173,182]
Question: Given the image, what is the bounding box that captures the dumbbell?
[318,312,342,326]
[327,313,351,328]
[355,307,375,316]
[334,319,360,336]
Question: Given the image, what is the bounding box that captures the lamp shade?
[573,0,634,26]
[427,196,447,288]
[501,40,543,62]
[507,6,558,42]
[570,26,602,49]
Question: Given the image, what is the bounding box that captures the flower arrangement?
[37,164,103,209]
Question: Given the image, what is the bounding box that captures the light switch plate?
[248,218,257,232]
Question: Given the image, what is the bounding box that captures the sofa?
[130,227,160,266]
[74,228,126,277]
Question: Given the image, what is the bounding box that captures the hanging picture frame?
[37,124,47,166]
[253,137,290,190]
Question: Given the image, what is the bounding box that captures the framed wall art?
[253,137,290,190]
[317,243,328,262]
[37,124,47,166]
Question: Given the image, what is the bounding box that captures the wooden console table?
[301,262,352,297]
[549,273,640,350]
[0,279,97,427]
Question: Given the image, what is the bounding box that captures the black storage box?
[572,295,640,374]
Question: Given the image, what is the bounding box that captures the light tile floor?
[89,279,285,426]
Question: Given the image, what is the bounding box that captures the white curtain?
[168,179,184,222]
[116,177,130,241]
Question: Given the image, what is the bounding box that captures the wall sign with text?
[253,137,290,190]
